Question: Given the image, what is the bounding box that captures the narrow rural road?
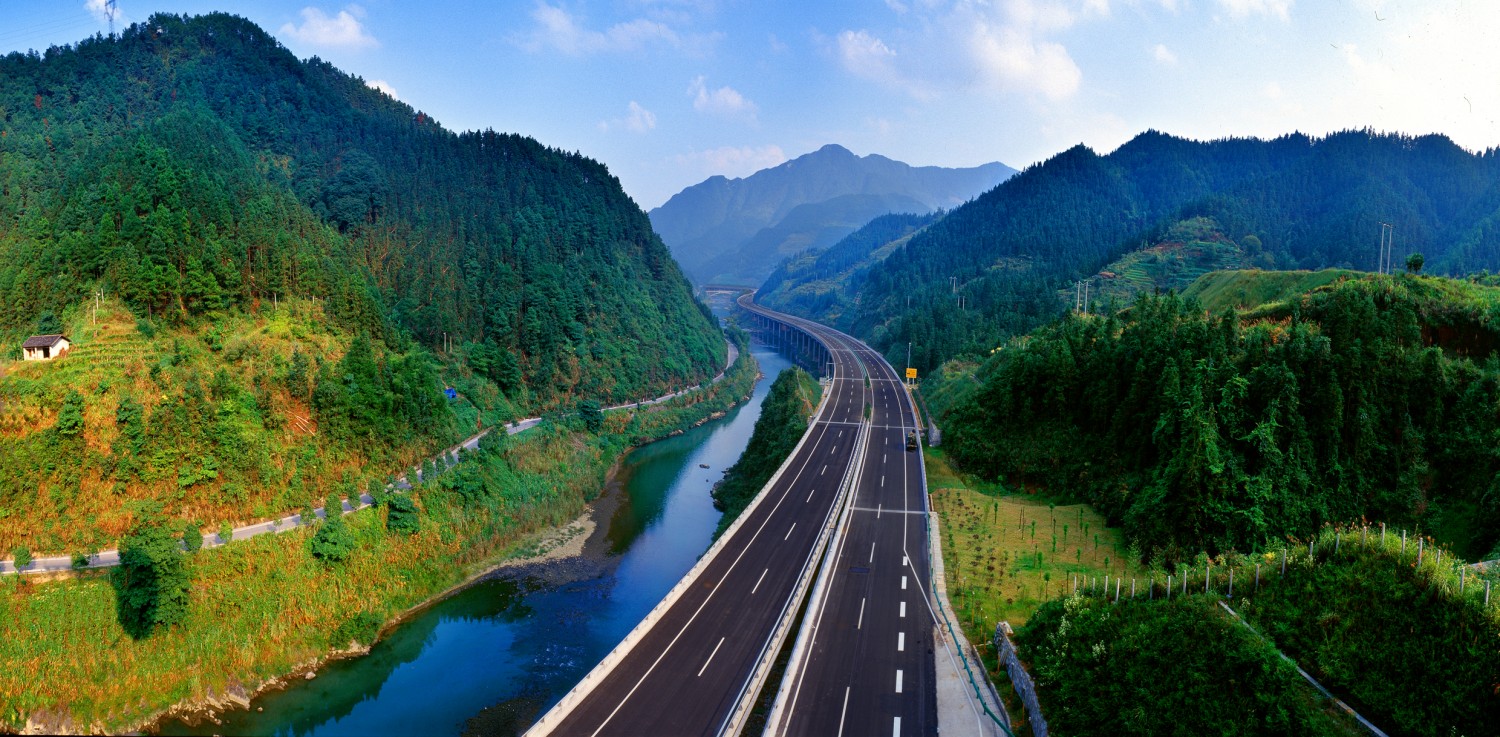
[0,340,740,576]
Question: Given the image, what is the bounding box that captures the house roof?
[22,334,67,349]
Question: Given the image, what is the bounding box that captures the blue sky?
[6,1,1500,208]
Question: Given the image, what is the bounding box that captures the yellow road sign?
[905,368,917,379]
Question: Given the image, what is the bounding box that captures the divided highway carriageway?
[527,295,936,737]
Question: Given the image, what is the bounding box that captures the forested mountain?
[0,12,724,407]
[758,211,940,326]
[935,272,1500,564]
[650,144,1012,285]
[763,130,1500,373]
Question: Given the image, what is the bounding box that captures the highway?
[769,335,937,736]
[531,297,886,736]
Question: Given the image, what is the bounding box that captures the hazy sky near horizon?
[6,1,1500,208]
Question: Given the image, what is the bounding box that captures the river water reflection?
[157,344,792,737]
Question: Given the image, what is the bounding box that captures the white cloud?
[1215,0,1293,21]
[599,100,658,133]
[280,5,378,49]
[967,18,1082,100]
[838,30,897,79]
[1261,81,1283,100]
[669,145,787,179]
[1324,3,1500,152]
[836,29,936,100]
[689,76,758,122]
[521,2,718,56]
[833,1,1109,103]
[366,79,399,100]
[1152,43,1177,64]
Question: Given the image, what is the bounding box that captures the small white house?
[22,334,70,361]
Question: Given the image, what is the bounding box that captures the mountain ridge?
[650,144,1014,284]
[761,129,1500,373]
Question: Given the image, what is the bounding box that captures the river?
[157,342,793,737]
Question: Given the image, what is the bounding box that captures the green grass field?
[928,447,1146,634]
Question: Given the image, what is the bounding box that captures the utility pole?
[1378,222,1395,275]
[906,341,912,388]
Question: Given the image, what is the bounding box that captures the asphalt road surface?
[539,300,873,736]
[772,336,937,737]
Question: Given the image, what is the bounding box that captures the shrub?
[111,518,190,639]
[310,514,356,563]
[56,391,85,437]
[329,611,384,649]
[386,495,420,535]
[13,547,32,570]
[182,521,203,553]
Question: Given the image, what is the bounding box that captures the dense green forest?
[711,366,820,536]
[757,211,939,325]
[937,272,1500,563]
[0,13,724,551]
[0,12,723,407]
[762,130,1500,374]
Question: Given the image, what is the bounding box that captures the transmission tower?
[106,0,118,36]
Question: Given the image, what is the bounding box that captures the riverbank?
[0,344,759,735]
[155,343,793,737]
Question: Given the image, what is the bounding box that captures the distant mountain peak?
[651,145,1016,285]
[811,143,855,157]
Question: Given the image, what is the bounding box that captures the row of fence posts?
[1069,522,1494,610]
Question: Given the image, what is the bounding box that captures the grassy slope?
[0,340,758,733]
[1181,268,1361,313]
[927,448,1145,633]
[1016,594,1364,736]
[0,298,461,555]
[1239,529,1500,736]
